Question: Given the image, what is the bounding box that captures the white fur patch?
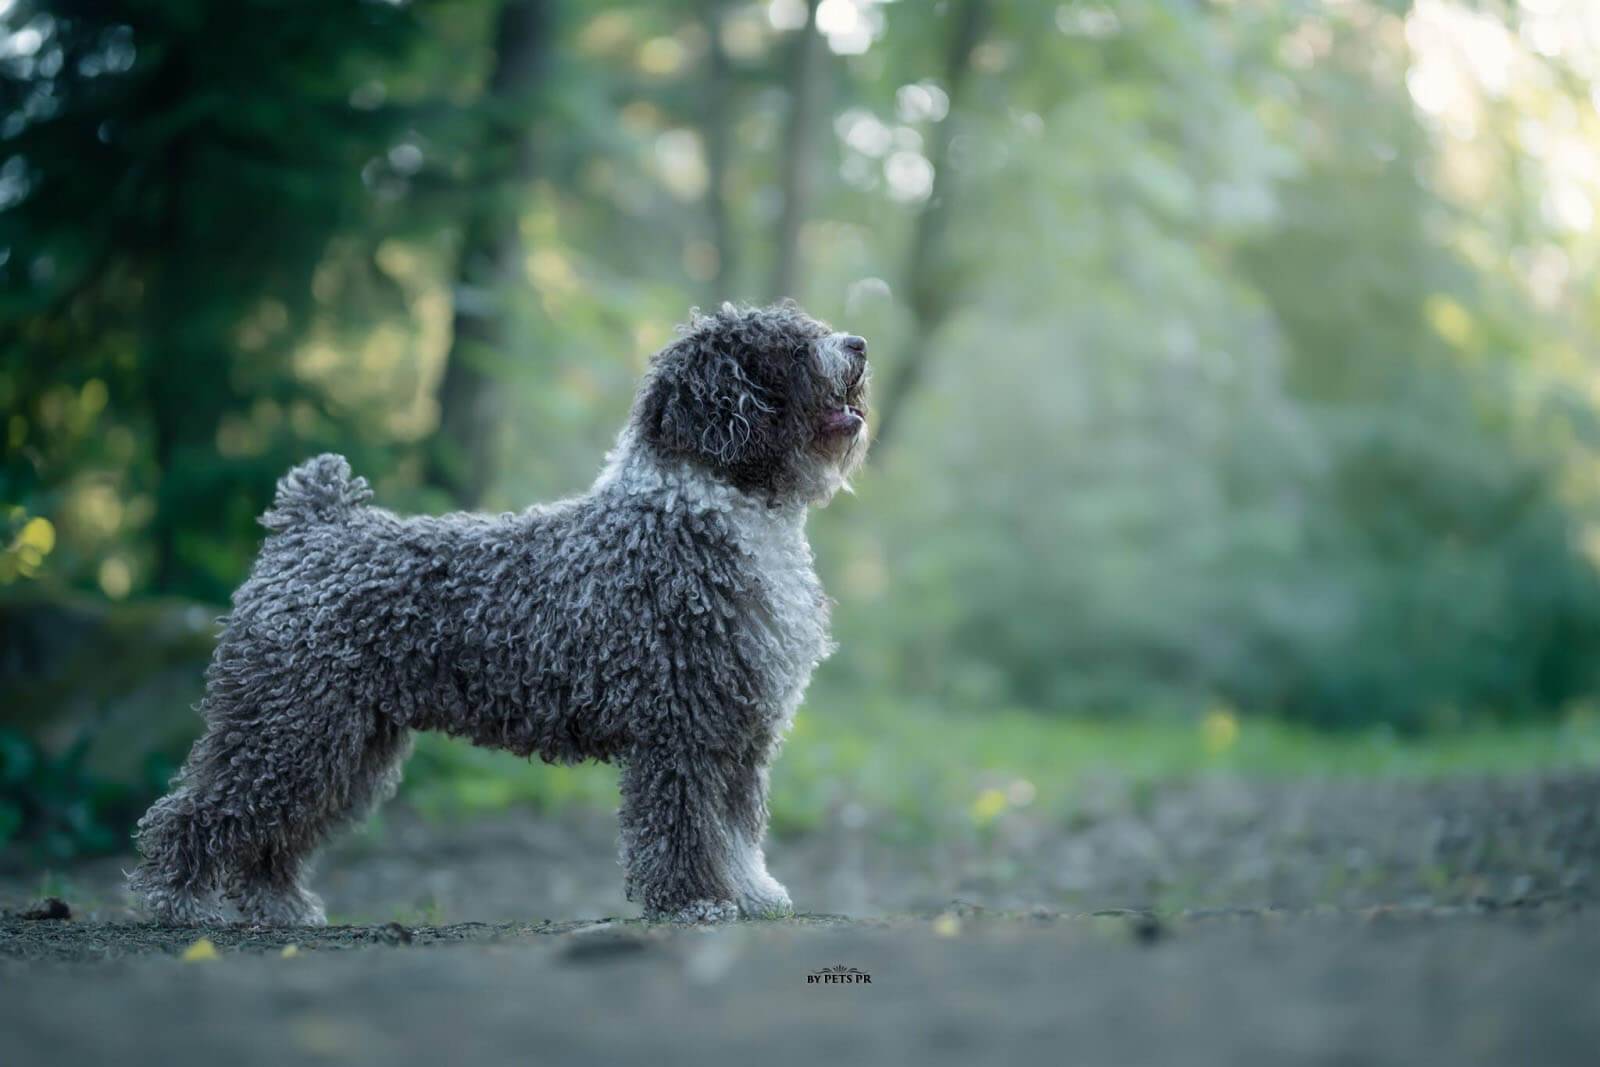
[598,428,833,734]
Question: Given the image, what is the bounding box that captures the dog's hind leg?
[224,713,412,926]
[127,787,229,925]
[226,841,328,926]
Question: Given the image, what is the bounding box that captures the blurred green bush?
[0,728,176,858]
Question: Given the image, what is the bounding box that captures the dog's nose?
[841,335,867,357]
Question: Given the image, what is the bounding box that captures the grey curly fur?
[128,303,870,925]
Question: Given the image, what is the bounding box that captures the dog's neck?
[593,428,810,533]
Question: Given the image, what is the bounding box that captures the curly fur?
[128,303,869,925]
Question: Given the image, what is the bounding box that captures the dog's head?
[634,302,870,503]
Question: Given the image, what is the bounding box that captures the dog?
[128,302,869,925]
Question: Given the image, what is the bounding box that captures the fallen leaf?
[181,938,219,962]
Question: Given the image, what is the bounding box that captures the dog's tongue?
[822,406,864,436]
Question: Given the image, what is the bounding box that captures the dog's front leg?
[722,763,794,919]
[617,741,792,922]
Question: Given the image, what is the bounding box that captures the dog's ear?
[638,332,782,475]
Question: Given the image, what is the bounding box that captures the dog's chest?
[729,508,831,721]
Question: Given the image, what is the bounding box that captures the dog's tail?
[260,453,374,531]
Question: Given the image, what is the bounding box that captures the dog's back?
[229,455,641,764]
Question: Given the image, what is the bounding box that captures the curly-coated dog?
[129,303,869,925]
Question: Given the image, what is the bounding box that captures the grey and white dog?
[129,303,869,925]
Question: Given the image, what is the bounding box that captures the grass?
[399,697,1600,837]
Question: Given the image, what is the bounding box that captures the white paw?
[737,881,794,919]
[737,896,794,920]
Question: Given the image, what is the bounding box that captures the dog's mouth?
[819,402,866,437]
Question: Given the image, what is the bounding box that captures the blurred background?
[4,0,1600,918]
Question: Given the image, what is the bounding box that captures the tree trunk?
[868,0,986,453]
[702,0,738,305]
[429,0,553,507]
[768,0,824,303]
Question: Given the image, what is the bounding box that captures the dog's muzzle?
[820,335,868,437]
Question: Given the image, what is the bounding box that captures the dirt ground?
[3,773,1598,1065]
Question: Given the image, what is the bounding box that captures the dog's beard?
[837,426,868,488]
[806,422,868,503]
[826,372,870,496]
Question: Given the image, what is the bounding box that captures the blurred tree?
[428,0,556,508]
[869,0,985,452]
[699,0,738,305]
[768,0,824,302]
[1230,4,1600,725]
[1,0,426,597]
[823,0,1600,729]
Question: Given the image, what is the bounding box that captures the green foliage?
[814,0,1600,730]
[2,0,436,598]
[403,732,620,818]
[397,698,1600,838]
[0,727,175,859]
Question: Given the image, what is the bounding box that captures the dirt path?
[3,908,1598,1066]
[3,773,1597,1065]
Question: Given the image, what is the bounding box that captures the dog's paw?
[737,884,794,920]
[737,898,795,920]
[657,899,739,924]
[232,887,327,927]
